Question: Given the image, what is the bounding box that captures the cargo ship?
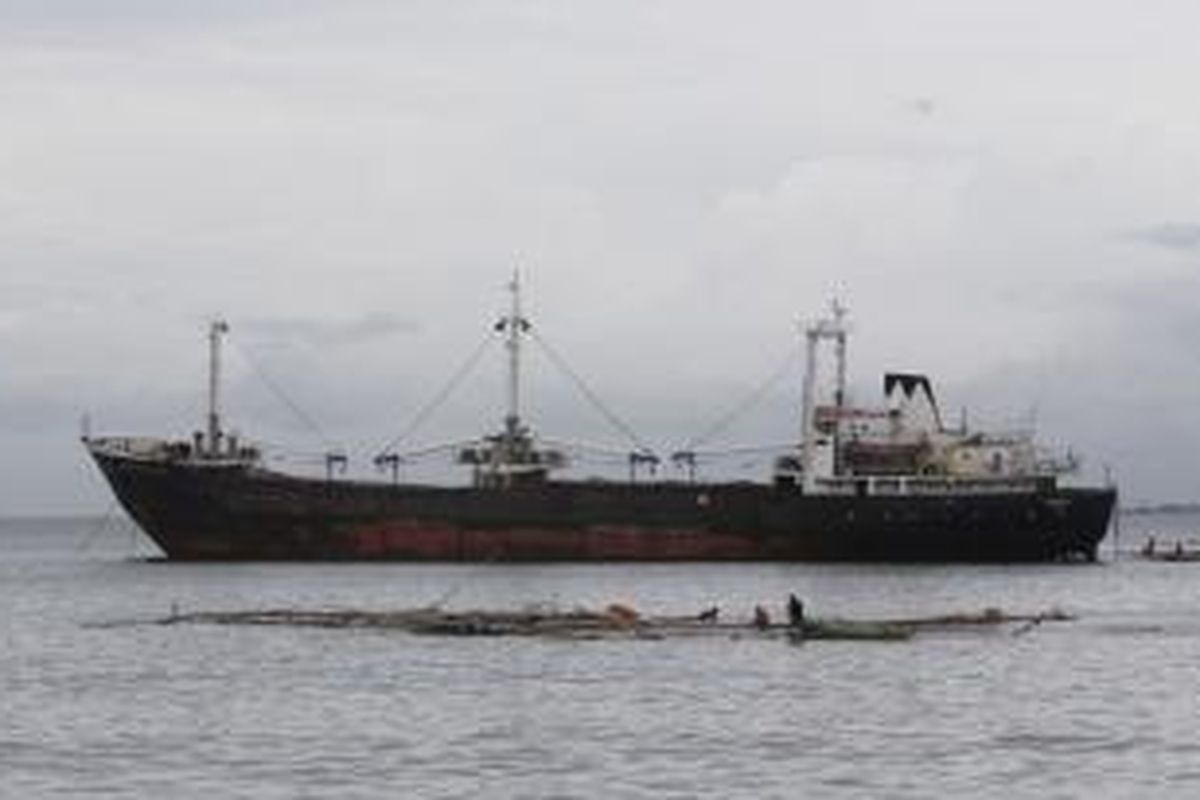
[85,283,1115,562]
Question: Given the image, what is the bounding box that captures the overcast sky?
[4,1,1200,513]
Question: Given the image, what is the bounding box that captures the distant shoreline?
[1121,503,1200,516]
[3,503,1200,521]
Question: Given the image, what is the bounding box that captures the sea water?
[3,514,1199,799]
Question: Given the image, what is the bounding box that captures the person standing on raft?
[753,605,771,630]
[788,594,806,629]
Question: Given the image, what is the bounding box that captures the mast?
[832,299,847,476]
[207,319,229,456]
[504,271,525,439]
[450,274,573,487]
[799,301,849,492]
[800,322,819,492]
[463,272,569,487]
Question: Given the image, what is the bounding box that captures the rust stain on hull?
[348,522,764,561]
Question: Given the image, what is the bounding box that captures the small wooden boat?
[1139,538,1200,562]
[787,620,912,642]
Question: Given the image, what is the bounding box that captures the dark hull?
[91,451,1115,563]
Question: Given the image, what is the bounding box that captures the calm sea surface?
[3,513,1200,799]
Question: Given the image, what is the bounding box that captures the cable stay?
[363,437,482,485]
[230,338,345,457]
[538,436,651,459]
[671,343,801,481]
[535,436,662,477]
[371,274,659,486]
[251,440,353,469]
[373,333,497,464]
[679,442,801,459]
[260,448,349,465]
[254,441,340,461]
[228,336,348,479]
[529,329,659,467]
[393,438,488,463]
[670,442,800,480]
[679,343,801,452]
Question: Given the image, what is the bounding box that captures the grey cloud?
[7,2,1200,511]
[905,98,936,117]
[1127,223,1200,253]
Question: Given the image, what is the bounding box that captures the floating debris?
[155,604,1072,643]
[877,606,1072,628]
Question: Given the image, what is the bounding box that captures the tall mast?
[799,301,849,492]
[832,299,847,476]
[832,299,847,411]
[800,322,819,492]
[503,271,528,438]
[207,319,229,456]
[456,272,570,487]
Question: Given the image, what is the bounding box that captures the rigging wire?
[684,442,800,459]
[538,436,649,458]
[528,330,657,457]
[392,439,484,462]
[375,334,497,458]
[538,441,638,467]
[230,338,343,454]
[75,500,119,553]
[680,343,801,453]
[254,442,349,464]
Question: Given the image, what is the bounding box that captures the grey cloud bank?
[3,1,1200,513]
[1128,223,1200,253]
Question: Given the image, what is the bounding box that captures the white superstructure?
[781,303,1077,496]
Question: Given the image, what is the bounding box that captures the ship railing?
[86,435,260,467]
[814,474,1050,496]
[85,436,174,459]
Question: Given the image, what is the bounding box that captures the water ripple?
[7,518,1200,798]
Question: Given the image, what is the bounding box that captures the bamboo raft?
[156,604,1071,642]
